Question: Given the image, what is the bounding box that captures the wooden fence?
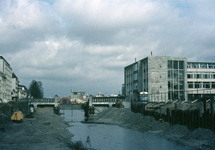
[131,99,214,132]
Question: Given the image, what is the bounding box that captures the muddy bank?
[0,104,77,150]
[91,107,215,150]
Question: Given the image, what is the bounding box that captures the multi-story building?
[124,55,188,102]
[70,91,85,102]
[124,55,215,102]
[18,85,29,99]
[0,56,12,100]
[0,71,7,100]
[187,62,215,101]
[12,73,19,101]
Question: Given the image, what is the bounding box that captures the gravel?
[0,105,75,150]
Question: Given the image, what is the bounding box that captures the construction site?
[0,99,215,149]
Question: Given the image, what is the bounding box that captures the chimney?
[135,58,137,62]
[151,51,153,57]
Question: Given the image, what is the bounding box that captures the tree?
[29,80,44,98]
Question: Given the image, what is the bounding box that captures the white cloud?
[1,0,215,97]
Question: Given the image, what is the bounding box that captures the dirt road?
[0,106,74,150]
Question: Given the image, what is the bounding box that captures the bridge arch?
[59,97,70,104]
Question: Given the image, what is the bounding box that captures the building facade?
[12,73,19,101]
[0,56,12,100]
[70,91,85,102]
[18,85,29,99]
[0,71,7,100]
[124,56,188,102]
[187,62,215,101]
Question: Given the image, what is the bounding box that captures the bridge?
[89,96,125,107]
[28,95,59,112]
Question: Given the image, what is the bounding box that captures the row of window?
[187,63,215,69]
[168,80,184,90]
[188,82,215,89]
[168,60,184,69]
[93,99,116,102]
[168,70,184,79]
[187,72,215,79]
[168,61,185,98]
[187,62,215,69]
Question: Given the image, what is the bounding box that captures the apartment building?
[12,73,19,101]
[0,71,7,100]
[70,91,85,102]
[18,85,29,99]
[0,56,12,100]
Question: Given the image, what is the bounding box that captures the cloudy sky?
[1,0,215,98]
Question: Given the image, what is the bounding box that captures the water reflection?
[61,109,194,150]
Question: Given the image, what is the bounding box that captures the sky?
[1,0,215,98]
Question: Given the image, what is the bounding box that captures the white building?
[12,73,19,101]
[187,62,215,100]
[124,56,215,102]
[0,71,7,100]
[18,85,29,99]
[70,91,85,102]
[0,56,12,101]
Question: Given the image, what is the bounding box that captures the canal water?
[61,109,195,150]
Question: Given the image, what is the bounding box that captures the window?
[212,82,215,88]
[168,60,185,100]
[168,61,173,69]
[203,73,209,79]
[168,70,172,78]
[187,63,192,68]
[188,82,193,88]
[209,63,215,69]
[179,61,184,69]
[174,70,178,79]
[179,70,184,79]
[168,80,173,90]
[179,81,184,90]
[192,63,199,68]
[187,72,193,78]
[174,80,178,90]
[195,82,200,88]
[196,73,202,78]
[174,61,178,69]
[202,82,210,88]
[200,63,207,69]
[211,73,215,79]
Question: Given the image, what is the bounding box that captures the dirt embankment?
[0,102,80,150]
[91,107,215,150]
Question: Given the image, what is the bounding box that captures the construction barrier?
[131,99,215,132]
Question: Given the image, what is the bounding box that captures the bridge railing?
[92,98,117,102]
[29,98,55,103]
